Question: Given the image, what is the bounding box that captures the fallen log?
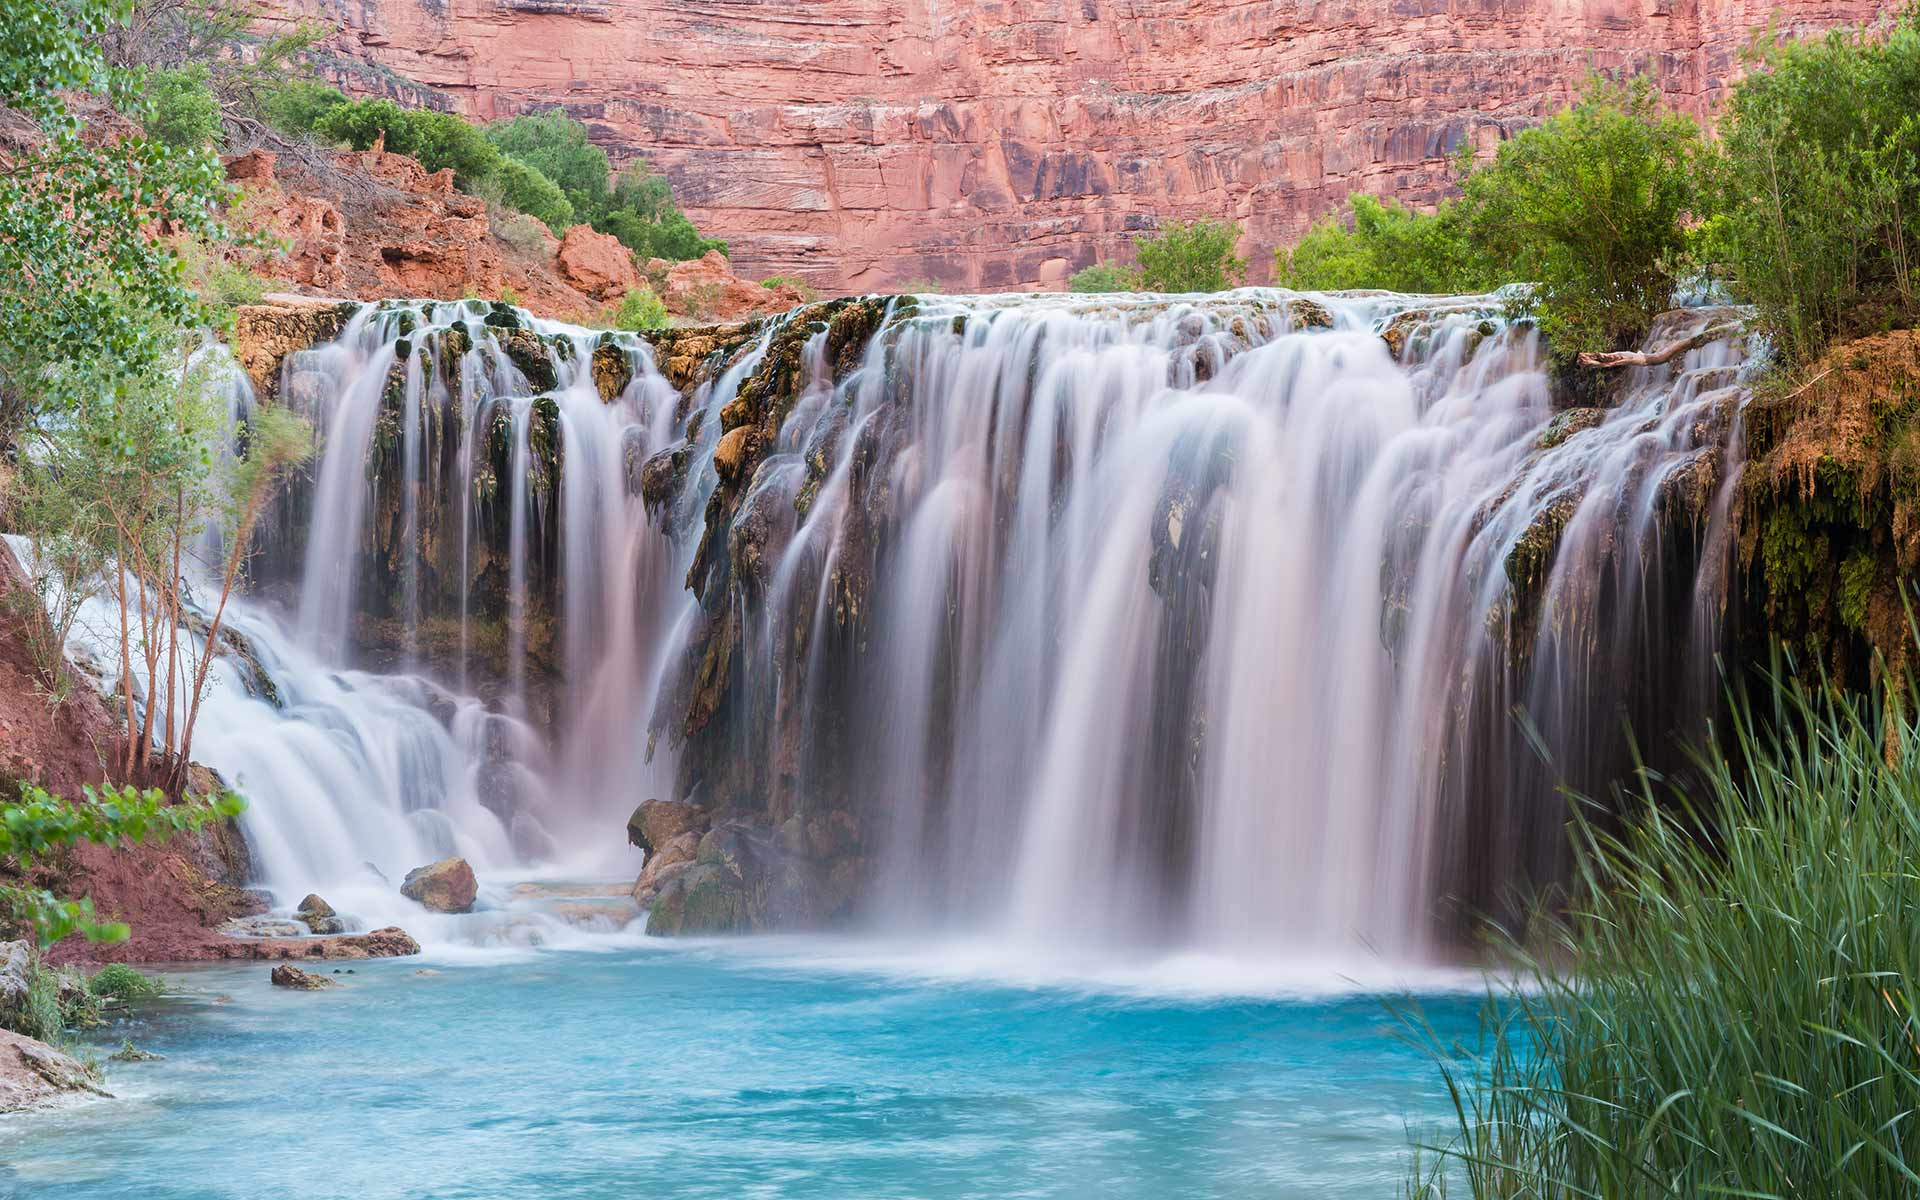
[1577,323,1741,370]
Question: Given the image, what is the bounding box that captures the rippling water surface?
[0,933,1482,1200]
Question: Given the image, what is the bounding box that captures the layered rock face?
[269,0,1877,291]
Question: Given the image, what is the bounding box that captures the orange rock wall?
[268,0,1888,291]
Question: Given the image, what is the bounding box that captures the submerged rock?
[400,858,478,913]
[269,965,334,990]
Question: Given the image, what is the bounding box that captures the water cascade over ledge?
[206,289,1755,958]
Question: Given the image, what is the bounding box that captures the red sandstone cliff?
[265,0,1886,292]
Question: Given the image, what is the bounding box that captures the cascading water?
[24,289,1753,959]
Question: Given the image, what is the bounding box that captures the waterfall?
[25,291,1752,957]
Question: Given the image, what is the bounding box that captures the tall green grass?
[1408,668,1920,1197]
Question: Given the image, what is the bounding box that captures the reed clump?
[1410,666,1920,1197]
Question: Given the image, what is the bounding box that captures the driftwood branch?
[1577,323,1741,370]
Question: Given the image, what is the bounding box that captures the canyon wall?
[268,0,1885,291]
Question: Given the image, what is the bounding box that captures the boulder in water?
[296,895,344,935]
[269,965,334,990]
[400,858,478,913]
[627,799,709,855]
[631,830,702,906]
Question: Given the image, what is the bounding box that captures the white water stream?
[14,291,1754,959]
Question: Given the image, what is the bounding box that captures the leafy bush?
[1133,218,1247,292]
[1,784,246,947]
[486,112,724,260]
[260,79,347,137]
[1067,261,1140,292]
[1708,11,1920,366]
[1272,194,1493,294]
[143,65,220,149]
[88,963,163,1002]
[486,111,610,201]
[610,286,669,331]
[1461,76,1702,356]
[1409,666,1920,1197]
[479,158,574,233]
[314,99,500,189]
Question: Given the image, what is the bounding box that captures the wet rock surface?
[400,858,479,914]
[0,1029,105,1112]
[269,964,334,990]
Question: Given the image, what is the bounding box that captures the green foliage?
[259,79,347,137]
[1461,76,1702,357]
[478,157,574,234]
[315,99,501,189]
[0,0,231,449]
[1273,195,1494,294]
[88,962,162,1002]
[1067,261,1141,293]
[1708,12,1920,366]
[143,64,220,149]
[1,784,245,948]
[485,111,610,201]
[0,0,141,128]
[611,286,670,332]
[1132,218,1247,292]
[1407,666,1920,1198]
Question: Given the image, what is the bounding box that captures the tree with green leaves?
[1070,218,1247,294]
[1,0,271,952]
[1706,10,1920,367]
[1459,76,1702,357]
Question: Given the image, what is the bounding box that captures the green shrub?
[485,112,723,260]
[1708,11,1920,366]
[1272,194,1493,294]
[610,286,669,331]
[1,953,98,1043]
[1067,261,1141,292]
[260,79,346,137]
[1460,76,1702,356]
[1408,664,1920,1197]
[315,99,502,190]
[1133,218,1247,292]
[479,157,574,233]
[487,111,611,201]
[88,963,162,1002]
[758,274,818,300]
[144,65,220,149]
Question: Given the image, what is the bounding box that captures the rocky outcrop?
[626,799,706,855]
[556,224,641,300]
[1738,327,1920,693]
[226,147,815,326]
[267,0,1878,292]
[0,1028,105,1112]
[206,926,422,961]
[643,815,866,936]
[230,294,358,398]
[649,251,812,322]
[227,142,605,320]
[400,858,478,913]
